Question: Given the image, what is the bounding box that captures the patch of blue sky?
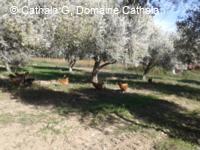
[153,0,198,32]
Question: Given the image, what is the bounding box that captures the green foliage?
[175,3,200,64]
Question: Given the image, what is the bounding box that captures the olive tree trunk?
[68,59,77,72]
[142,59,155,81]
[91,56,116,83]
[91,59,101,83]
[4,62,12,73]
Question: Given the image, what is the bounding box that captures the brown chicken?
[9,74,16,79]
[118,82,128,92]
[148,78,153,83]
[92,81,104,90]
[58,75,69,85]
[24,78,35,86]
[9,73,25,86]
[9,73,28,86]
[9,72,34,86]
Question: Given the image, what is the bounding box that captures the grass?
[0,112,48,125]
[39,119,63,135]
[16,112,48,125]
[0,113,14,125]
[155,138,199,150]
[125,80,200,100]
[0,59,200,148]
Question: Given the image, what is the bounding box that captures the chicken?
[9,72,34,86]
[9,74,16,79]
[92,81,104,90]
[148,78,153,83]
[24,78,35,86]
[9,76,23,86]
[9,73,24,86]
[57,75,69,85]
[118,82,128,92]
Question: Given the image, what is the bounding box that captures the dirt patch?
[0,91,168,150]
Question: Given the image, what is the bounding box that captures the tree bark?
[142,59,155,81]
[142,75,147,81]
[69,67,73,72]
[142,68,149,81]
[91,71,99,83]
[91,59,101,83]
[68,59,76,72]
[91,57,117,83]
[142,65,150,81]
[4,62,12,73]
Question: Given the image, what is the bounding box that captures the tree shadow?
[101,72,142,81]
[0,66,6,72]
[23,65,91,83]
[0,78,199,145]
[44,65,142,80]
[23,65,142,84]
[121,80,200,101]
[32,71,89,83]
[179,79,200,86]
[31,65,68,71]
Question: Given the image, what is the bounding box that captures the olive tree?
[52,0,129,81]
[175,4,200,65]
[0,0,56,72]
[125,14,153,68]
[53,15,92,72]
[87,13,129,83]
[70,0,155,83]
[0,15,42,72]
[140,28,174,80]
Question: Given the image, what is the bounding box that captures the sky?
[153,0,198,33]
[116,0,198,33]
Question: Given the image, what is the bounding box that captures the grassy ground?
[0,59,200,150]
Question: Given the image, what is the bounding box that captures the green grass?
[39,120,62,135]
[0,112,48,125]
[16,112,48,125]
[0,113,14,125]
[155,138,199,150]
[38,118,71,136]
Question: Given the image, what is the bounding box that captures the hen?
[9,74,24,86]
[58,75,69,85]
[118,82,128,92]
[9,72,34,86]
[92,81,104,90]
[148,78,153,83]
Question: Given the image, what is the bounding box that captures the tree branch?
[99,60,117,69]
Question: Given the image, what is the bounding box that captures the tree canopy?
[175,3,200,65]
